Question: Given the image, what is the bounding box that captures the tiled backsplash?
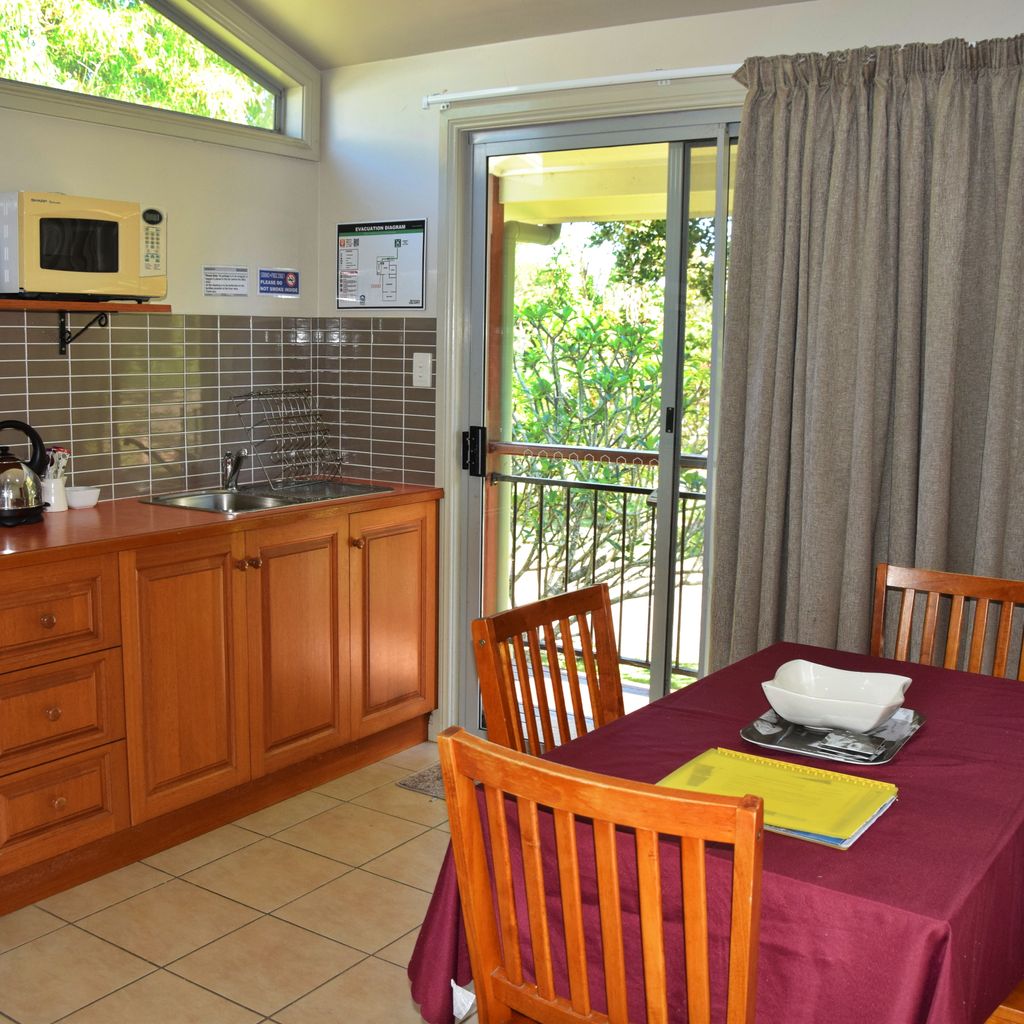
[0,311,436,498]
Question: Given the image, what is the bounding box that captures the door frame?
[431,83,743,736]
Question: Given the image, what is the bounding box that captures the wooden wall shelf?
[0,299,171,314]
[0,299,172,354]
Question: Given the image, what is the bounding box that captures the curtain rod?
[421,64,741,110]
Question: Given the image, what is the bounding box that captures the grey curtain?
[709,37,1024,670]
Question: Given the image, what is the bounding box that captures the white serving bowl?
[761,659,911,733]
[65,486,101,509]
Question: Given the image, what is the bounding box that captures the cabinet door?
[120,535,250,822]
[247,515,350,776]
[350,501,437,737]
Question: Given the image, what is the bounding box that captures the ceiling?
[230,0,794,70]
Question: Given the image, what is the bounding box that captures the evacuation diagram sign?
[336,220,425,309]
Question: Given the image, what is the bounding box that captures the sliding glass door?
[460,112,737,731]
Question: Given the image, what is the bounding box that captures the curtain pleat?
[709,36,1024,670]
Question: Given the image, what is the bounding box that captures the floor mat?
[397,763,445,800]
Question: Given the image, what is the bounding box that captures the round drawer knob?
[247,557,263,569]
[51,796,68,812]
[44,706,63,722]
[234,559,249,571]
[351,538,365,549]
[39,613,56,629]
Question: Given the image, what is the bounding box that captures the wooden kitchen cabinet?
[0,741,130,875]
[0,553,120,673]
[246,514,351,776]
[349,500,437,737]
[119,534,251,823]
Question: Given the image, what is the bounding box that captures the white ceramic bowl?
[65,486,101,509]
[761,659,911,733]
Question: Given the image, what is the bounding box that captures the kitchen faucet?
[221,449,247,490]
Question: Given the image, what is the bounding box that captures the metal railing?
[488,442,707,683]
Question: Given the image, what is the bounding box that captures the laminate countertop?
[0,482,443,565]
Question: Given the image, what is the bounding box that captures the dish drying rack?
[231,387,348,489]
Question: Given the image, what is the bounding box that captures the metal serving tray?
[740,707,925,766]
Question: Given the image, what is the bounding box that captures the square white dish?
[761,659,911,733]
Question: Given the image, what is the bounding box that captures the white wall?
[318,0,1022,316]
[0,104,319,315]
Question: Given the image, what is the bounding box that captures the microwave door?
[24,198,142,299]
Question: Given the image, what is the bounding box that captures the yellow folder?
[658,748,897,849]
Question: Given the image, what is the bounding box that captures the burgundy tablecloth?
[408,642,1024,1024]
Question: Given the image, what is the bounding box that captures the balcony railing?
[487,441,707,688]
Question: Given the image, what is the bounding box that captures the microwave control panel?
[140,207,166,278]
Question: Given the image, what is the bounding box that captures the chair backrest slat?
[473,583,625,755]
[525,629,556,751]
[636,827,669,1024]
[681,835,711,1024]
[510,634,541,755]
[558,617,589,738]
[438,727,765,1024]
[593,818,629,1021]
[871,563,1024,680]
[483,783,523,984]
[945,594,966,668]
[543,620,573,744]
[518,795,556,999]
[552,807,591,1016]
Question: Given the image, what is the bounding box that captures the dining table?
[407,641,1024,1024]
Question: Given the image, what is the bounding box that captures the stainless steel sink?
[145,480,394,514]
[263,480,393,500]
[145,489,300,514]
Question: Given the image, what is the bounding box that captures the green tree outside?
[506,217,714,674]
[0,0,274,129]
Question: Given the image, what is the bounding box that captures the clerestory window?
[0,0,319,158]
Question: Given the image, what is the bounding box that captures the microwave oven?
[0,191,166,301]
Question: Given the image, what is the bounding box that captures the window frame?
[0,0,321,160]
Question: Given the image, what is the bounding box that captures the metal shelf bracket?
[58,310,109,355]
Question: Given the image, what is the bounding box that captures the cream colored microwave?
[0,191,166,301]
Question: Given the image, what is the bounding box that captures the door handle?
[462,425,487,477]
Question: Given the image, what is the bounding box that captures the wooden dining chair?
[873,564,1024,1024]
[438,726,764,1024]
[471,583,625,756]
[870,563,1024,679]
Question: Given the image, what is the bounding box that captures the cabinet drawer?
[0,554,120,671]
[0,742,130,875]
[0,650,125,777]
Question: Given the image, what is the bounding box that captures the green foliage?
[507,219,714,604]
[0,0,275,129]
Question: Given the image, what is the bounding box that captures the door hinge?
[664,406,676,433]
[461,425,487,477]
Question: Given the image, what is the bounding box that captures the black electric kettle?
[0,420,48,526]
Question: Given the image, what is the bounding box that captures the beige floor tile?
[275,956,426,1024]
[0,925,152,1024]
[36,862,172,922]
[383,741,439,771]
[233,791,340,836]
[0,905,63,954]
[184,838,349,912]
[363,829,451,891]
[169,916,362,1017]
[312,761,409,801]
[276,802,426,865]
[274,869,430,953]
[436,817,451,833]
[143,824,261,876]
[352,780,448,826]
[375,926,420,968]
[60,969,262,1024]
[76,879,259,965]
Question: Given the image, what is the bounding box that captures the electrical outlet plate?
[412,351,432,387]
